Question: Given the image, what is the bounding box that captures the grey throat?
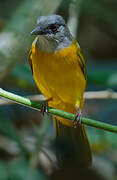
[35,26,73,53]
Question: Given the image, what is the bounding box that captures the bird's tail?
[53,116,92,167]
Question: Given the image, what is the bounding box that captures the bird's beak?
[31,26,43,35]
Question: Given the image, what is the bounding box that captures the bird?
[29,14,92,167]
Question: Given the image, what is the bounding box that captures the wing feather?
[28,49,33,75]
[76,43,87,80]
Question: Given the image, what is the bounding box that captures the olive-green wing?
[77,48,86,80]
[75,41,86,80]
[28,48,33,75]
[28,37,39,75]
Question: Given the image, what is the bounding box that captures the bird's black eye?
[49,24,59,33]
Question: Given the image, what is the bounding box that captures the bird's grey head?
[31,14,73,52]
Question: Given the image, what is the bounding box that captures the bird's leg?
[40,97,52,115]
[72,105,82,128]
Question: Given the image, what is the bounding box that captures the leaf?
[8,159,46,180]
[0,114,20,142]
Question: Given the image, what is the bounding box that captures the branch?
[1,89,117,106]
[0,88,117,134]
[0,94,46,105]
[84,89,117,99]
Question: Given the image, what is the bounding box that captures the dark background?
[0,0,117,179]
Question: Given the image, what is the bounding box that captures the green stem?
[0,88,117,133]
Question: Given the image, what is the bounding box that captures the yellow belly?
[31,41,86,125]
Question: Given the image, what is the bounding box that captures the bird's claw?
[40,97,52,115]
[72,108,82,128]
[40,100,49,115]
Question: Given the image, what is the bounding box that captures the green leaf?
[0,114,20,142]
[0,161,8,179]
[8,159,46,180]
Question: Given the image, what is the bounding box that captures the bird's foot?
[40,101,48,115]
[40,97,52,115]
[72,108,82,128]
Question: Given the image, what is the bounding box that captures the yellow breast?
[31,38,86,112]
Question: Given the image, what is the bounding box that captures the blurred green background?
[0,0,117,179]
